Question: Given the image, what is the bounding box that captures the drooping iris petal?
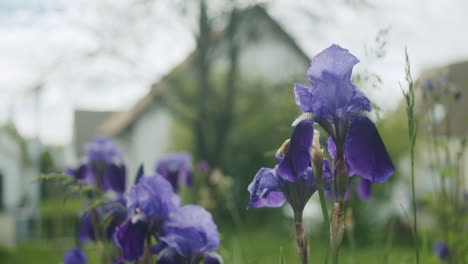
[103,164,127,194]
[159,205,220,259]
[155,152,193,192]
[434,240,450,260]
[247,168,286,209]
[276,119,314,182]
[356,178,372,200]
[127,175,180,220]
[327,115,395,183]
[295,44,371,120]
[63,247,87,264]
[344,114,395,183]
[114,218,148,262]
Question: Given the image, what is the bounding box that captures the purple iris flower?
[294,45,394,199]
[114,174,180,262]
[294,44,371,124]
[156,205,221,263]
[248,119,323,213]
[66,137,126,194]
[155,152,193,192]
[84,137,123,164]
[63,247,87,264]
[126,174,180,221]
[434,240,450,261]
[114,218,149,262]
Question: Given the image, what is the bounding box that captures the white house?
[0,130,40,247]
[96,5,311,180]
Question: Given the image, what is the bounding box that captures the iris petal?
[247,168,285,209]
[345,114,395,183]
[277,119,314,182]
[294,44,371,120]
[114,219,148,262]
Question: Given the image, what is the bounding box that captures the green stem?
[294,211,309,264]
[317,186,330,227]
[331,248,339,264]
[403,48,419,264]
[317,186,330,264]
[410,144,419,264]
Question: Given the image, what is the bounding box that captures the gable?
[98,5,311,137]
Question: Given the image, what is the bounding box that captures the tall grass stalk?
[401,47,419,264]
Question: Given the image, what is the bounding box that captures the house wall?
[115,105,172,183]
[0,133,40,247]
[0,133,22,211]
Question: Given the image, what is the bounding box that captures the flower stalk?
[294,211,309,264]
[330,202,345,264]
[402,48,419,264]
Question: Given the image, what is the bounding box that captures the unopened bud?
[345,208,354,232]
[295,221,309,264]
[276,139,291,157]
[311,130,324,186]
[330,202,345,251]
[334,158,349,201]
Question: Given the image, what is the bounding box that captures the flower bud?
[330,202,345,251]
[334,157,349,201]
[276,139,291,157]
[345,208,354,232]
[294,221,309,264]
[311,130,324,186]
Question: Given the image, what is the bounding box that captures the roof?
[74,110,116,155]
[98,5,310,137]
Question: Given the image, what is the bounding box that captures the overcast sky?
[1,0,467,145]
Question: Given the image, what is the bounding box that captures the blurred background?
[0,0,467,263]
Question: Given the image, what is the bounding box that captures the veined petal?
[103,164,126,194]
[159,205,220,258]
[114,218,148,262]
[277,119,314,182]
[307,44,359,83]
[296,44,371,119]
[345,114,395,182]
[247,168,286,209]
[294,83,318,114]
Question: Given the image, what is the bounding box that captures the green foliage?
[401,47,420,263]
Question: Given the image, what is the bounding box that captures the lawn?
[0,229,421,264]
